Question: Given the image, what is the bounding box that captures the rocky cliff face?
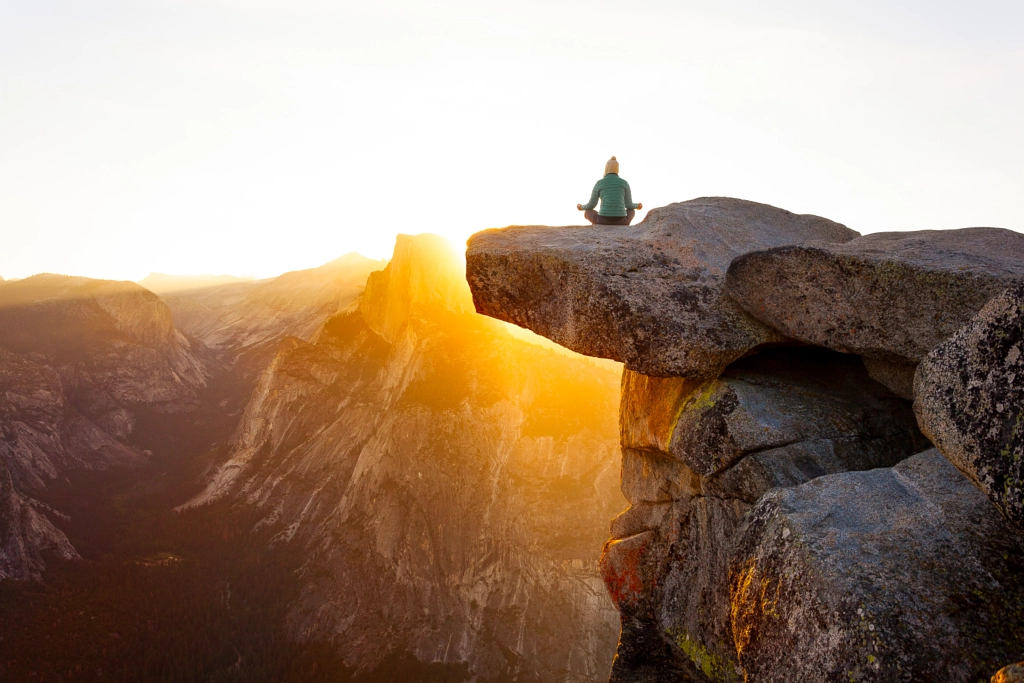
[189,234,626,681]
[161,253,387,384]
[467,198,1024,682]
[0,275,208,579]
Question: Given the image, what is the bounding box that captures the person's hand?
[636,203,643,210]
[577,204,583,211]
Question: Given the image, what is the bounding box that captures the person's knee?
[584,209,599,224]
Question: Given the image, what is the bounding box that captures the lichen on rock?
[730,449,1024,683]
[916,281,1024,528]
[612,348,926,678]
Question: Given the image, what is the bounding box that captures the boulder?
[610,348,926,679]
[726,228,1024,366]
[915,282,1024,528]
[731,449,1024,683]
[466,197,857,379]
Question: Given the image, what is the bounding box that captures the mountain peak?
[360,234,473,342]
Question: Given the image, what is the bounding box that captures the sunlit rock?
[622,349,921,482]
[466,204,1024,682]
[187,234,626,681]
[466,197,857,379]
[993,662,1024,683]
[361,234,473,343]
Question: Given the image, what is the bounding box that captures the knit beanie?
[604,156,619,175]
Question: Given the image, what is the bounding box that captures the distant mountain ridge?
[0,253,388,582]
[0,243,624,680]
[139,272,255,294]
[161,253,387,383]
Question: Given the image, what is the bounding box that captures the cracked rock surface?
[466,197,856,379]
[916,282,1024,528]
[604,348,925,680]
[731,449,1024,683]
[464,204,1024,683]
[726,227,1024,366]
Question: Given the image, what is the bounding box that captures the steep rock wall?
[189,234,627,681]
[0,275,209,579]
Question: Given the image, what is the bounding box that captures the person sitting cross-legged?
[577,156,642,226]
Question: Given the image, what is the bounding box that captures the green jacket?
[580,173,637,217]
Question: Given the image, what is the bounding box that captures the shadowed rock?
[0,275,210,580]
[730,449,1024,683]
[466,197,857,379]
[861,357,917,400]
[726,228,1024,368]
[916,282,1024,528]
[621,349,923,484]
[605,348,925,680]
[0,455,78,581]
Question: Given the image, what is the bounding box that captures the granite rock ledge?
[466,197,857,379]
[465,200,1024,682]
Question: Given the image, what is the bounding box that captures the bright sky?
[2,0,1022,281]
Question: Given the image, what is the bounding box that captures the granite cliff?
[189,234,626,681]
[0,275,208,580]
[160,253,387,385]
[467,197,1024,682]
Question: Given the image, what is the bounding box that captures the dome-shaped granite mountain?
[466,197,1024,683]
[186,234,627,682]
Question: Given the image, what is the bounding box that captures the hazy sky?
[2,0,1022,281]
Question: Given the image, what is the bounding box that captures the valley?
[0,236,624,682]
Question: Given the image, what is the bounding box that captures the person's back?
[577,156,641,226]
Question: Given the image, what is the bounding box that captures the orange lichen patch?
[620,369,703,451]
[992,661,1024,683]
[730,559,781,660]
[600,533,654,611]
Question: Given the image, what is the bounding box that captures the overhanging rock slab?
[466,197,857,379]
